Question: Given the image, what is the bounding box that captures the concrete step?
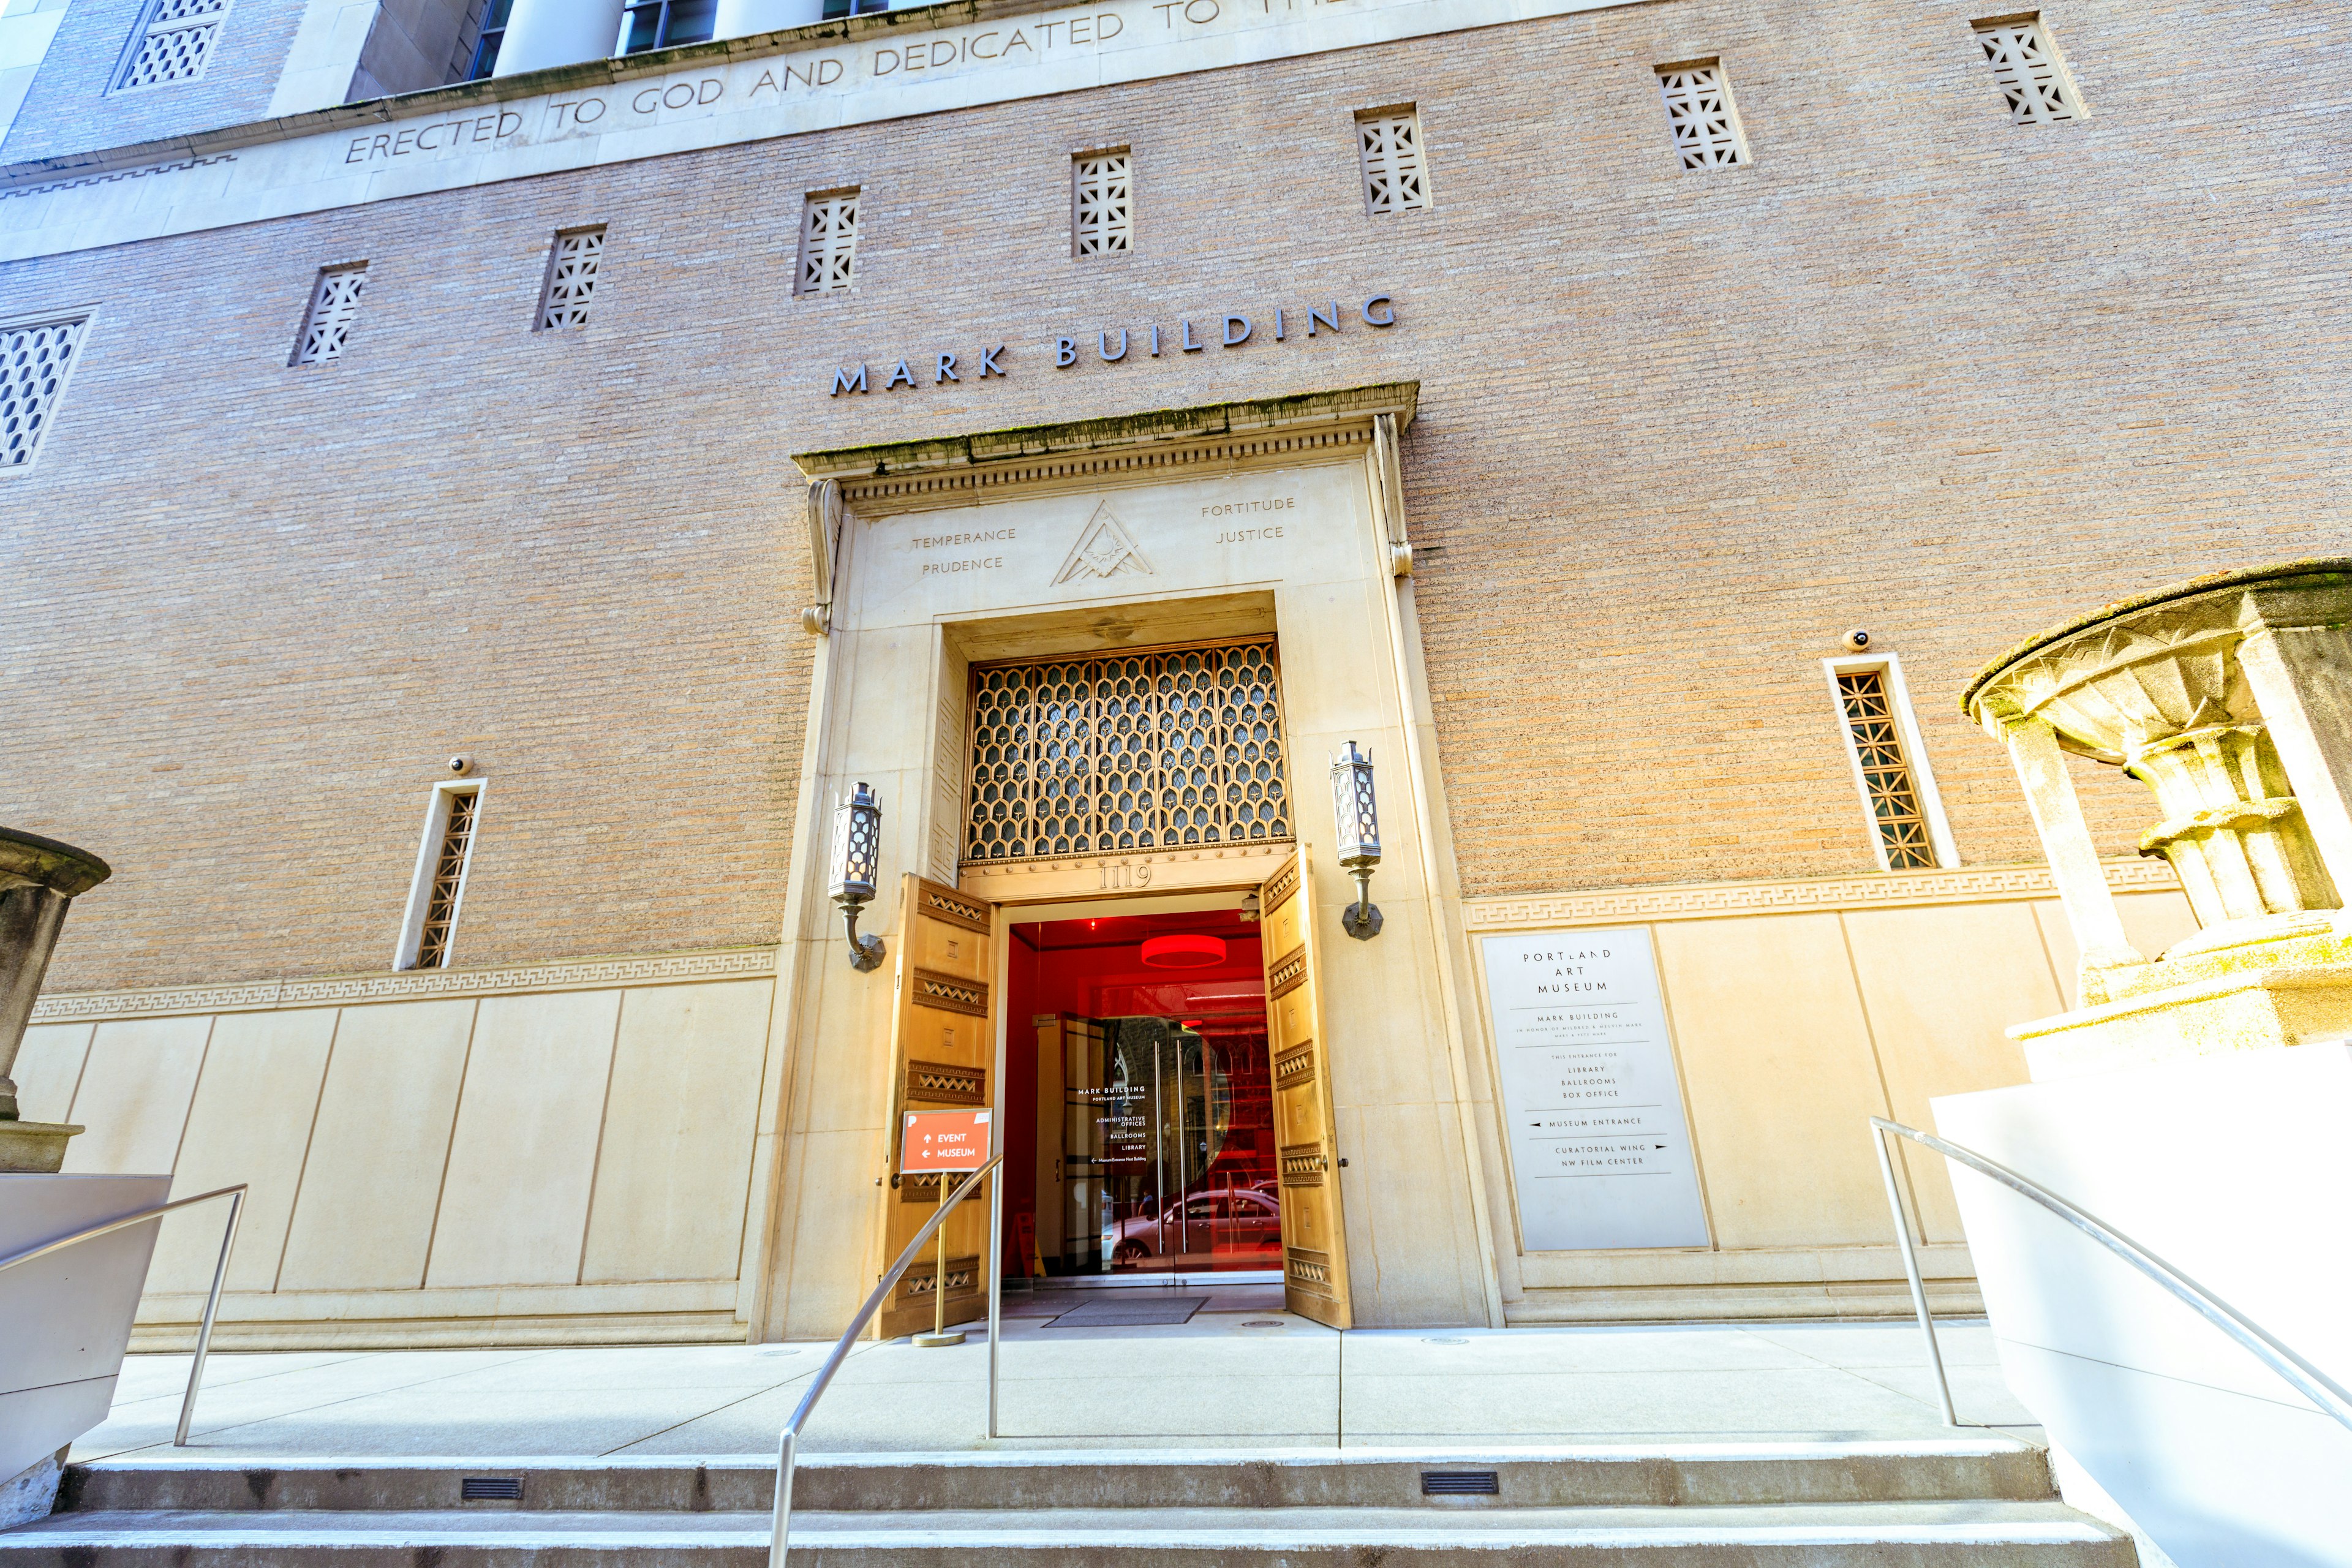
[53,1441,2062,1513]
[0,1501,2136,1566]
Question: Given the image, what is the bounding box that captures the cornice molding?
[29,946,778,1025]
[1461,860,2177,930]
[798,383,1417,517]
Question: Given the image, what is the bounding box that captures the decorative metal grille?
[963,641,1292,864]
[1073,153,1132,255]
[292,267,368,365]
[1836,669,1937,870]
[415,789,479,969]
[118,0,230,89]
[797,193,859,295]
[1657,64,1746,168]
[0,317,88,470]
[1356,111,1429,214]
[538,228,605,330]
[1975,18,2084,124]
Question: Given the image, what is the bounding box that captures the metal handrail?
[1870,1117,2352,1434]
[0,1183,246,1446]
[769,1155,1002,1568]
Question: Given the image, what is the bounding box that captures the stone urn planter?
[1964,557,2352,1075]
[0,828,111,1171]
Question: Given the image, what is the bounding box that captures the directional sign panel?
[1480,927,1709,1251]
[902,1108,992,1172]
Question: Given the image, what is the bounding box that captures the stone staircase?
[0,1442,2134,1564]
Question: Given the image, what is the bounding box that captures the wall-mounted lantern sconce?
[829,781,886,971]
[1331,741,1382,940]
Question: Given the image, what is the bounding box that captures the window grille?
[537,228,605,330]
[1975,16,2085,124]
[796,192,860,295]
[1355,109,1429,214]
[1072,152,1133,256]
[964,641,1293,864]
[117,0,230,89]
[462,0,511,79]
[413,787,480,969]
[1835,668,1939,871]
[292,266,368,366]
[1656,62,1747,168]
[620,0,715,55]
[0,315,89,471]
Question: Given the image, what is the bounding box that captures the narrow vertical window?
[291,265,368,365]
[1072,151,1133,256]
[1355,108,1430,215]
[464,0,512,79]
[1655,61,1748,168]
[0,314,91,472]
[620,0,717,54]
[796,190,860,296]
[398,783,482,970]
[1828,659,1955,872]
[1974,15,2086,124]
[116,0,232,91]
[537,227,606,330]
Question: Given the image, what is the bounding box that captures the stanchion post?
[987,1166,1002,1439]
[175,1188,244,1446]
[1871,1121,1958,1426]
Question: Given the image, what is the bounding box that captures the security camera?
[448,755,473,776]
[1842,629,1872,652]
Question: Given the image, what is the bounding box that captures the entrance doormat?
[1044,1295,1208,1327]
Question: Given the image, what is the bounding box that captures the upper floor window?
[537,227,606,329]
[1355,107,1430,215]
[1,314,90,473]
[1072,151,1133,256]
[464,0,512,80]
[797,190,860,295]
[1974,14,2086,124]
[291,265,368,366]
[115,0,232,91]
[1656,61,1749,169]
[821,0,891,15]
[621,0,715,55]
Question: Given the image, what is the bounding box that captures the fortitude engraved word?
[828,293,1396,396]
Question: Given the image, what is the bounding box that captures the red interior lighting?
[1140,933,1226,969]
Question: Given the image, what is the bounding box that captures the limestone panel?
[426,989,622,1289]
[61,1015,212,1176]
[1839,903,2060,1245]
[1653,914,1890,1252]
[8,1022,92,1123]
[276,998,475,1292]
[581,979,774,1285]
[146,1008,337,1295]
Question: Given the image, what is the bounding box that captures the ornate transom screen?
[963,640,1294,864]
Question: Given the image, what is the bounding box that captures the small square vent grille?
[461,1477,523,1501]
[1356,108,1430,214]
[1421,1470,1500,1496]
[1657,62,1747,169]
[1975,16,2086,124]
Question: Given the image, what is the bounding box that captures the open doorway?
[1003,907,1277,1286]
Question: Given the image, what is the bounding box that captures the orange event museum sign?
[902,1109,992,1172]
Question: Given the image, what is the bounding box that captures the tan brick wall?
[2,0,311,164]
[2,0,2343,989]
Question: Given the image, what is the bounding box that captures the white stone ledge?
[29,945,780,1023]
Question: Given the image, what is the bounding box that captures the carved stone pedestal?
[0,827,111,1170]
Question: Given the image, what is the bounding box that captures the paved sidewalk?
[76,1306,2035,1463]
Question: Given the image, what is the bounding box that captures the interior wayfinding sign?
[902,1109,992,1172]
[1480,928,1709,1251]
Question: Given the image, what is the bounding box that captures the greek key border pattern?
[1,153,236,200]
[29,946,779,1023]
[1462,861,2176,929]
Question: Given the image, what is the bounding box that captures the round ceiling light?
[1140,933,1226,969]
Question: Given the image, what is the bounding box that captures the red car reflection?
[1109,1189,1282,1261]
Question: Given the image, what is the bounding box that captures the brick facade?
[1,0,309,164]
[2,0,2345,991]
